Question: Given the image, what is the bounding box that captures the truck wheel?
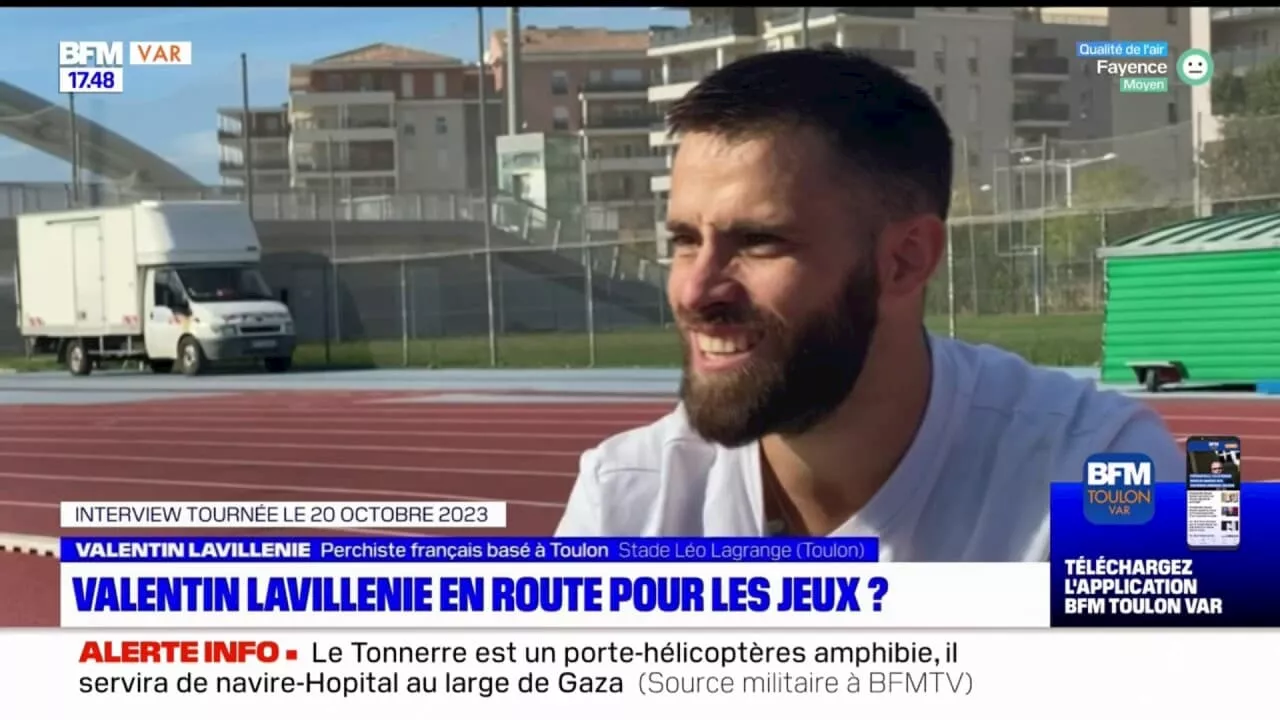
[1144,368,1160,393]
[264,356,292,373]
[178,337,207,376]
[148,359,174,374]
[66,340,92,376]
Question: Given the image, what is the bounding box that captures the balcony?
[218,126,289,141]
[586,155,667,173]
[1212,7,1280,21]
[1012,102,1070,124]
[1214,44,1280,75]
[294,117,394,130]
[648,65,701,103]
[252,159,290,171]
[649,11,759,50]
[346,118,394,129]
[294,159,396,174]
[583,114,660,132]
[769,7,915,26]
[579,79,649,97]
[289,90,396,108]
[587,188,652,204]
[1012,56,1070,77]
[291,117,396,142]
[219,159,293,172]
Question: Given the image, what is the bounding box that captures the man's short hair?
[667,46,953,221]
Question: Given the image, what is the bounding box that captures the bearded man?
[555,48,1180,561]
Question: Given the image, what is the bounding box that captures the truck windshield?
[177,266,273,302]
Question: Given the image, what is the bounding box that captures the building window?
[611,68,644,83]
[435,116,448,135]
[933,85,945,106]
[358,72,374,91]
[967,38,979,74]
[325,73,341,91]
[401,72,414,98]
[433,72,446,98]
[551,70,569,95]
[552,106,571,131]
[1167,101,1178,124]
[1165,7,1177,25]
[934,36,946,74]
[968,85,980,123]
[403,123,416,137]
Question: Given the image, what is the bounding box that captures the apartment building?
[646,7,765,204]
[215,105,291,191]
[215,44,502,197]
[1212,7,1280,75]
[643,7,1149,222]
[646,8,1027,223]
[489,27,662,233]
[282,43,505,197]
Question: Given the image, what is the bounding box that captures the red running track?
[1,391,1277,627]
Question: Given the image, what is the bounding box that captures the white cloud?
[164,130,222,184]
[0,142,33,159]
[169,130,220,161]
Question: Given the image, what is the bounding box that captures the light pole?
[1048,152,1117,208]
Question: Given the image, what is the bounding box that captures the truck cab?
[144,264,295,375]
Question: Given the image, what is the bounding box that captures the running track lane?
[1,391,1277,627]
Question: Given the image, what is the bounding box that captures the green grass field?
[0,313,1103,372]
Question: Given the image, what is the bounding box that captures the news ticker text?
[77,638,968,699]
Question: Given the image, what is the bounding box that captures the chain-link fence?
[928,112,1280,365]
[263,237,672,370]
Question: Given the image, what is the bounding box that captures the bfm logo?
[59,41,192,67]
[1083,452,1155,525]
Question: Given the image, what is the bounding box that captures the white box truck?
[16,200,297,376]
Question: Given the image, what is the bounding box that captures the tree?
[1068,163,1150,208]
[1200,59,1280,201]
[951,182,994,218]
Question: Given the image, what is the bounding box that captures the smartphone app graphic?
[1185,436,1241,550]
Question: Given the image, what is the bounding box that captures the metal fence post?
[400,258,409,367]
[321,266,332,366]
[477,6,498,368]
[945,223,956,338]
[583,246,597,368]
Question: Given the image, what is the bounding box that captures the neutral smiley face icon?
[1181,55,1208,81]
[1176,49,1214,86]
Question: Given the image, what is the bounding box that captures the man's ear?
[876,215,946,305]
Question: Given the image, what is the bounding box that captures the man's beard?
[678,268,880,447]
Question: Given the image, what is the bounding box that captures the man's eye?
[741,234,787,255]
[668,235,698,250]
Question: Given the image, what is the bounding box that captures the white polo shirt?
[555,334,1182,561]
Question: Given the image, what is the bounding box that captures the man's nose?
[674,242,742,313]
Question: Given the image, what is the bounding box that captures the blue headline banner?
[1051,483,1280,627]
[60,536,879,563]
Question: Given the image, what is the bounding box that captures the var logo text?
[1082,452,1155,525]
